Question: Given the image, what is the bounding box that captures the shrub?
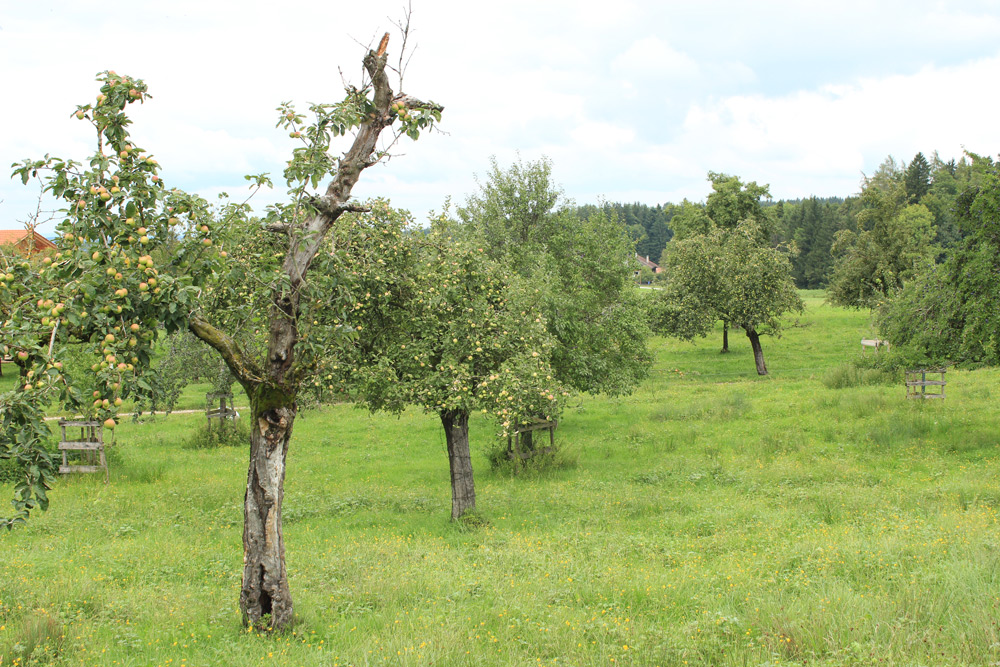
[822,353,901,389]
[487,437,577,476]
[184,416,250,449]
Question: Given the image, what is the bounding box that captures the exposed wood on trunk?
[440,410,476,520]
[240,399,296,631]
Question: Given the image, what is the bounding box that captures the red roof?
[0,229,57,254]
[635,253,662,272]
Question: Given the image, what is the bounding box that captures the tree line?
[589,150,975,292]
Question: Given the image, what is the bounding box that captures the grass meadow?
[1,292,998,666]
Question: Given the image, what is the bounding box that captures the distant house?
[0,229,57,255]
[634,252,662,274]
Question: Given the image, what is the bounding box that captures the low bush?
[487,438,577,476]
[183,416,250,449]
[822,362,895,389]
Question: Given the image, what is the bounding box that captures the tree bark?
[721,321,729,354]
[240,390,296,630]
[440,410,476,520]
[744,326,768,375]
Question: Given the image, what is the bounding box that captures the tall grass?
[1,293,998,666]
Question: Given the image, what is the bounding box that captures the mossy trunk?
[240,392,296,631]
[440,409,476,520]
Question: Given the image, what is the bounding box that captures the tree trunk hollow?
[441,410,476,520]
[745,327,768,375]
[241,403,296,631]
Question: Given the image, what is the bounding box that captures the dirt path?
[43,407,248,422]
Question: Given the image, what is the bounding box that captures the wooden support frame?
[58,419,108,483]
[507,418,557,464]
[206,392,239,431]
[861,339,890,353]
[906,368,946,400]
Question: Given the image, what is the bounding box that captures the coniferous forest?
[585,151,974,291]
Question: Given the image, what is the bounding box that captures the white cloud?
[656,55,1000,199]
[612,37,701,81]
[3,1,1000,234]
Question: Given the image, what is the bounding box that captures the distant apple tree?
[651,220,802,375]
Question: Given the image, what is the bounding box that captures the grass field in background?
[1,293,998,666]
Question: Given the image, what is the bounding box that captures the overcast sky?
[2,1,1000,234]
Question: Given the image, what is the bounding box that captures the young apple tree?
[3,33,442,632]
[2,71,219,531]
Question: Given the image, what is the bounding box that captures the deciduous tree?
[458,157,651,401]
[651,221,802,375]
[828,168,937,309]
[877,153,1000,364]
[354,219,563,519]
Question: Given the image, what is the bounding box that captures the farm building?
[0,229,57,255]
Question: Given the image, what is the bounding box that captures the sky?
[2,0,1000,235]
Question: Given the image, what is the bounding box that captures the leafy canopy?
[458,157,651,398]
[2,72,223,528]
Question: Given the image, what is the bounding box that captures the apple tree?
[457,157,651,415]
[650,220,802,375]
[185,34,442,631]
[2,71,221,532]
[352,217,563,519]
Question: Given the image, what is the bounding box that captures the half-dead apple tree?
[188,34,442,631]
[3,33,442,632]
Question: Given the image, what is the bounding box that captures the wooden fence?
[206,392,239,430]
[507,419,557,465]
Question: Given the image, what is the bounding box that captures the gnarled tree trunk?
[240,392,296,630]
[744,326,767,375]
[187,31,441,633]
[440,409,475,519]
